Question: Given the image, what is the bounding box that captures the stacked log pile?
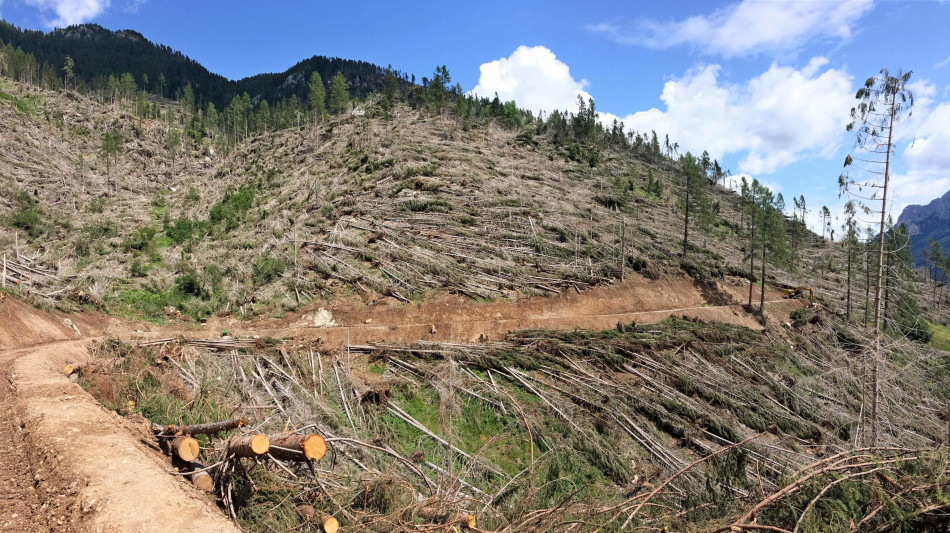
[150,417,337,531]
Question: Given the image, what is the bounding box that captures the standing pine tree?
[756,186,788,314]
[678,152,711,259]
[839,67,914,445]
[62,55,74,91]
[308,71,326,126]
[328,72,349,115]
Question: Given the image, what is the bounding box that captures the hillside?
[898,188,950,266]
[0,77,750,319]
[1,58,950,532]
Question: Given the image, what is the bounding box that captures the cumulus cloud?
[888,93,950,214]
[23,0,110,28]
[610,57,853,175]
[587,0,873,57]
[470,45,592,116]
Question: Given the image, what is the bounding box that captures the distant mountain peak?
[897,189,950,265]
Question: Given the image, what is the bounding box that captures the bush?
[123,226,158,252]
[129,257,149,278]
[8,191,47,238]
[164,217,195,244]
[251,255,286,285]
[175,268,206,298]
[210,185,255,230]
[87,197,105,213]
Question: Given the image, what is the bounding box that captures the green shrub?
[164,217,195,244]
[175,268,206,298]
[209,185,255,230]
[251,255,286,285]
[87,197,105,213]
[123,226,158,252]
[8,191,47,238]
[129,257,149,278]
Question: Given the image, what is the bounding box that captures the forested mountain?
[0,20,412,107]
[898,189,950,266]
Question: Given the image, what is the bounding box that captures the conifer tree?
[678,152,711,258]
[382,64,399,104]
[62,55,73,90]
[758,188,788,313]
[100,129,123,194]
[328,72,349,115]
[308,71,326,125]
[839,67,914,445]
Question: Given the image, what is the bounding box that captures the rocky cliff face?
[897,189,950,265]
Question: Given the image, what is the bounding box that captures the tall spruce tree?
[308,71,326,126]
[678,152,711,259]
[328,72,349,115]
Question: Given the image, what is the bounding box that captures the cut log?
[227,434,270,457]
[295,504,315,521]
[171,436,200,462]
[267,434,327,462]
[190,470,214,492]
[158,417,248,437]
[320,514,340,533]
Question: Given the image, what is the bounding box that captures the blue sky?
[2,0,949,232]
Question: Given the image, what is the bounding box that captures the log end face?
[303,435,328,461]
[191,471,214,492]
[173,436,201,462]
[321,515,339,533]
[251,434,270,455]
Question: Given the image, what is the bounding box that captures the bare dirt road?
[0,275,802,531]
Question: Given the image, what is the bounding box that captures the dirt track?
[0,276,802,531]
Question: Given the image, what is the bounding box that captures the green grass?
[930,322,950,352]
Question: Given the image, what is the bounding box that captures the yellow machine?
[781,286,814,303]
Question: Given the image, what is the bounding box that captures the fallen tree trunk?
[267,434,327,462]
[157,417,248,437]
[171,436,201,462]
[188,462,214,492]
[227,434,270,457]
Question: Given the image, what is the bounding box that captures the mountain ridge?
[0,20,413,108]
[897,188,950,266]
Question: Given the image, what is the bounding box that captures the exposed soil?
[0,274,803,531]
[0,297,236,532]
[198,274,800,347]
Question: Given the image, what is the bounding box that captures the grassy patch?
[930,322,950,352]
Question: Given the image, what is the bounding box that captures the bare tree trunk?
[864,238,871,328]
[759,245,766,315]
[747,191,756,308]
[869,91,897,446]
[846,243,853,320]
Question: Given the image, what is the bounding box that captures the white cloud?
[888,97,950,215]
[23,0,110,28]
[470,45,592,116]
[587,0,873,58]
[904,102,950,172]
[611,57,853,175]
